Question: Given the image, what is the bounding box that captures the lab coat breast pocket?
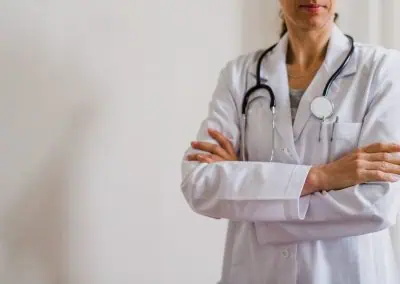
[329,122,363,161]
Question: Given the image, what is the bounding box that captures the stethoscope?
[240,35,355,162]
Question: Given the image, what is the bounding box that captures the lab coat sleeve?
[256,51,400,245]
[180,63,312,222]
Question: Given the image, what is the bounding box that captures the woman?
[180,1,400,283]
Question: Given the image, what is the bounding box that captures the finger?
[208,129,236,156]
[186,153,213,163]
[362,160,400,175]
[186,153,224,163]
[360,143,400,154]
[198,153,225,163]
[364,152,400,165]
[191,141,230,160]
[208,154,225,162]
[187,153,209,161]
[197,155,214,164]
[186,154,200,161]
[361,169,399,183]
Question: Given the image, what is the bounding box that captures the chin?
[301,18,331,31]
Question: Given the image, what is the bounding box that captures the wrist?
[303,166,326,195]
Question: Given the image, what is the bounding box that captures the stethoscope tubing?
[240,35,355,161]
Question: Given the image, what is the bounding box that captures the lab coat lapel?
[245,26,357,162]
[292,25,357,141]
[258,34,299,161]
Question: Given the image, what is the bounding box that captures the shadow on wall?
[241,1,281,53]
[0,21,101,284]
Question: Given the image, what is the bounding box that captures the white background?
[0,1,399,284]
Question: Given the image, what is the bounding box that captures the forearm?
[181,159,312,222]
[256,183,399,244]
[256,167,400,245]
[300,166,324,196]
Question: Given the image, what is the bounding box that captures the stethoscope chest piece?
[310,96,334,120]
[240,34,354,159]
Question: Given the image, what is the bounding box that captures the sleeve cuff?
[285,165,312,220]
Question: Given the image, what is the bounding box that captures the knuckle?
[355,169,363,179]
[217,133,225,140]
[215,135,223,144]
[376,170,386,180]
[378,143,385,150]
[354,159,363,169]
[380,161,388,171]
[381,153,390,161]
[212,144,219,152]
[220,140,229,149]
[354,152,363,160]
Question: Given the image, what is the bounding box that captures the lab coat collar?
[324,24,357,79]
[292,25,357,142]
[247,25,357,162]
[248,25,356,85]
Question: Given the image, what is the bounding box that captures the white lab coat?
[180,25,400,284]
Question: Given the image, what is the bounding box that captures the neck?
[286,23,333,68]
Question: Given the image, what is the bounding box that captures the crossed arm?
[184,128,400,244]
[180,55,400,244]
[187,128,400,194]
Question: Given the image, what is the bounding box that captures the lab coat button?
[282,249,289,258]
[282,148,291,156]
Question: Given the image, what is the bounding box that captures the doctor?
[181,0,400,283]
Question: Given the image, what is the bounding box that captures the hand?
[307,143,400,194]
[186,129,238,163]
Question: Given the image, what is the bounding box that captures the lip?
[299,4,326,13]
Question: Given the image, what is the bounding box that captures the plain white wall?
[1,1,399,284]
[163,3,279,284]
[0,1,278,284]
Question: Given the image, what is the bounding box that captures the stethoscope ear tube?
[256,44,277,84]
[240,35,355,161]
[322,35,354,97]
[240,115,247,161]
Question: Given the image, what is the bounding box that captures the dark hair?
[280,13,339,38]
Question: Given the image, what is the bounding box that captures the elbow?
[180,161,224,219]
[370,181,400,230]
[351,181,400,232]
[369,198,398,231]
[190,199,222,220]
[368,212,395,232]
[181,184,251,221]
[181,182,222,219]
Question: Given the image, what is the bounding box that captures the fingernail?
[390,175,400,182]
